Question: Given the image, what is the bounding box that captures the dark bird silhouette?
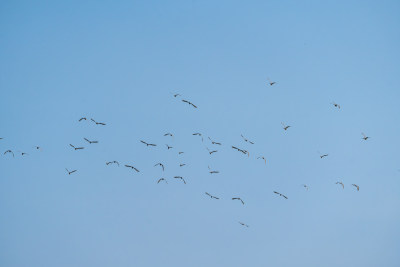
[166,144,173,150]
[174,176,186,184]
[69,144,84,150]
[178,151,184,155]
[173,93,181,97]
[241,134,254,144]
[206,147,218,155]
[302,184,309,190]
[205,192,220,199]
[78,117,87,122]
[84,138,98,144]
[90,118,106,125]
[352,184,360,191]
[273,191,288,199]
[65,168,77,175]
[125,165,140,172]
[154,163,165,171]
[208,137,222,145]
[239,221,249,227]
[257,156,266,165]
[336,181,344,189]
[232,197,245,205]
[232,146,249,156]
[34,146,41,150]
[318,152,329,158]
[106,161,120,166]
[361,133,370,140]
[20,152,29,156]
[281,122,291,131]
[140,140,157,147]
[193,133,203,142]
[4,150,14,157]
[182,99,197,108]
[208,165,219,174]
[157,178,167,184]
[164,133,173,137]
[331,102,341,109]
[180,163,186,167]
[267,78,276,86]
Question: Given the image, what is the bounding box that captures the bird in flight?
[182,99,197,108]
[173,93,181,98]
[208,166,219,174]
[166,144,173,150]
[84,138,98,144]
[205,192,220,199]
[302,184,309,190]
[69,144,84,150]
[178,151,184,155]
[19,151,29,156]
[208,137,222,145]
[90,118,106,125]
[164,133,173,137]
[140,140,157,147]
[361,133,370,140]
[273,191,288,199]
[33,146,41,150]
[106,161,120,166]
[157,178,168,184]
[232,146,249,157]
[4,150,14,157]
[232,197,245,205]
[352,184,360,191]
[281,122,291,131]
[318,152,329,159]
[257,156,266,165]
[206,147,218,155]
[125,165,140,172]
[267,78,276,86]
[154,163,165,171]
[331,102,341,109]
[336,181,344,189]
[174,176,186,184]
[65,168,77,175]
[193,133,204,142]
[238,221,249,227]
[78,117,87,122]
[241,134,254,144]
[180,163,186,167]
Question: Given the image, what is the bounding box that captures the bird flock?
[1,83,369,228]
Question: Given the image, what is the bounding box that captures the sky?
[1,0,400,266]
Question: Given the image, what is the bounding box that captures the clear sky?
[1,1,400,266]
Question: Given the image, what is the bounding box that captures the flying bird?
[232,197,245,205]
[125,165,140,172]
[206,147,218,155]
[232,146,249,156]
[336,181,344,189]
[78,117,87,122]
[193,133,204,142]
[140,140,157,147]
[180,163,186,167]
[267,78,276,86]
[19,152,29,156]
[331,102,341,109]
[257,156,266,165]
[154,163,165,171]
[33,146,41,150]
[238,221,249,227]
[178,151,184,155]
[173,93,181,98]
[164,133,173,137]
[352,184,360,191]
[241,134,255,144]
[208,137,222,145]
[273,191,288,199]
[361,133,370,140]
[84,138,98,144]
[281,122,291,131]
[208,165,219,174]
[65,168,77,175]
[318,152,329,158]
[174,176,186,184]
[166,144,173,150]
[69,144,84,150]
[205,192,220,199]
[106,161,120,166]
[90,118,106,125]
[157,178,168,184]
[182,99,197,108]
[4,150,14,157]
[302,184,309,190]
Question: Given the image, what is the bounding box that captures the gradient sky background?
[1,1,400,266]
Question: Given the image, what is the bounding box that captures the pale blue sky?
[1,1,400,266]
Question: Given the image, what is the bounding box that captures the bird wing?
[69,144,75,148]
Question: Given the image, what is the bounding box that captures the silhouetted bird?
[157,178,167,184]
[232,146,249,156]
[69,144,84,150]
[208,166,219,174]
[241,134,254,144]
[273,191,288,199]
[302,184,309,190]
[174,93,181,97]
[205,192,219,199]
[257,156,266,165]
[331,102,341,109]
[166,144,173,150]
[182,99,197,108]
[206,147,217,155]
[174,176,186,184]
[125,165,140,172]
[193,133,203,142]
[65,168,77,175]
[208,137,222,145]
[4,150,14,157]
[232,197,245,205]
[352,184,360,191]
[164,133,173,137]
[239,221,249,227]
[281,122,291,131]
[140,140,157,147]
[154,163,165,171]
[180,163,186,167]
[84,138,98,144]
[362,133,370,140]
[179,152,184,155]
[336,181,344,189]
[267,78,276,86]
[78,117,87,122]
[90,118,106,125]
[106,161,120,166]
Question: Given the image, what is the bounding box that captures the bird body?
[232,197,245,205]
[205,192,220,199]
[273,191,288,199]
[125,165,140,172]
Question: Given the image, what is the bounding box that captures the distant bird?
[84,138,98,144]
[182,99,197,108]
[4,150,14,157]
[361,132,370,140]
[206,147,217,155]
[65,168,77,175]
[232,146,249,156]
[302,184,309,190]
[193,133,203,142]
[352,184,360,191]
[273,191,288,199]
[208,137,222,145]
[69,144,84,150]
[331,102,341,109]
[154,163,165,171]
[208,166,219,174]
[238,221,249,227]
[232,197,245,205]
[318,152,329,159]
[166,144,173,150]
[267,78,276,86]
[34,146,41,150]
[180,163,186,167]
[19,152,29,156]
[78,117,87,122]
[164,133,173,137]
[281,122,291,131]
[178,152,184,155]
[174,176,186,184]
[257,156,266,165]
[205,192,220,199]
[90,118,106,125]
[0,137,3,140]
[336,181,344,189]
[125,165,140,172]
[173,93,181,98]
[241,134,254,144]
[106,161,120,166]
[140,140,157,147]
[157,178,167,184]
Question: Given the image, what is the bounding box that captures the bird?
[267,78,276,86]
[106,161,120,166]
[208,137,222,145]
[273,191,288,199]
[164,133,173,137]
[173,93,181,98]
[140,140,157,147]
[33,146,41,150]
[318,152,329,158]
[182,99,197,108]
[361,133,370,140]
[193,133,203,142]
[331,102,341,109]
[238,221,249,227]
[84,138,98,144]
[352,184,360,191]
[257,156,266,165]
[125,165,140,172]
[69,144,84,150]
[20,152,29,156]
[241,134,254,144]
[208,166,219,174]
[205,192,220,199]
[302,184,309,190]
[78,117,87,122]
[206,147,218,155]
[178,152,184,155]
[232,146,249,156]
[65,168,77,175]
[90,118,106,125]
[174,176,186,184]
[154,163,165,171]
[232,197,245,205]
[336,181,344,189]
[4,150,14,157]
[281,122,291,131]
[157,178,168,184]
[166,144,173,150]
[180,163,186,167]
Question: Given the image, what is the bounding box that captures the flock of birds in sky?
[1,80,369,228]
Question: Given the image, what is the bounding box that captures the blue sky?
[1,1,400,266]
